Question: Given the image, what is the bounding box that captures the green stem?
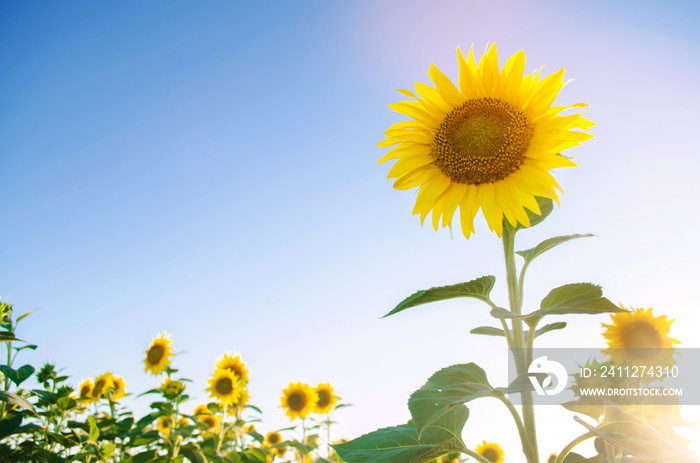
[216,403,228,455]
[502,226,539,463]
[459,447,497,463]
[553,433,593,463]
[497,395,535,458]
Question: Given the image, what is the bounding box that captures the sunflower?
[160,377,186,399]
[143,332,174,375]
[281,381,318,420]
[378,43,593,238]
[110,375,127,401]
[245,423,256,433]
[89,372,114,401]
[602,307,679,369]
[273,446,287,458]
[193,404,211,416]
[78,379,93,401]
[157,416,172,435]
[207,368,242,406]
[237,388,250,408]
[215,352,249,385]
[266,431,283,446]
[199,413,219,432]
[475,441,504,463]
[314,382,339,414]
[178,417,189,428]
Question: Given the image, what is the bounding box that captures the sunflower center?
[317,390,331,408]
[147,345,164,364]
[432,97,532,184]
[287,391,307,411]
[216,378,234,394]
[622,321,662,349]
[269,433,281,444]
[481,448,499,462]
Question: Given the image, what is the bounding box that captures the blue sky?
[2,0,700,458]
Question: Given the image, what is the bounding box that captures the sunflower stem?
[502,225,539,463]
[217,403,228,454]
[553,432,593,463]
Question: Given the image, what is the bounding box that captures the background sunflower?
[281,382,318,420]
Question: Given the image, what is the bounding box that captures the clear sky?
[2,0,700,459]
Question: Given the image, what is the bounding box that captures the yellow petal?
[427,63,462,106]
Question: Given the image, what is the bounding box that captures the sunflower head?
[193,404,211,416]
[378,43,594,238]
[199,413,219,432]
[602,307,679,369]
[89,372,115,401]
[207,368,242,406]
[160,377,186,399]
[143,332,174,375]
[78,379,93,401]
[157,416,172,435]
[314,382,339,414]
[110,375,127,401]
[215,352,249,385]
[475,441,504,463]
[266,431,283,446]
[280,381,318,420]
[245,423,256,433]
[273,446,287,458]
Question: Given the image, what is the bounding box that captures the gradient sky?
[2,0,700,459]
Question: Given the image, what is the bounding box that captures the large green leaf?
[408,363,494,436]
[383,276,496,318]
[0,364,35,386]
[0,332,22,342]
[0,391,35,413]
[0,411,23,438]
[516,234,593,264]
[333,406,468,463]
[532,284,625,317]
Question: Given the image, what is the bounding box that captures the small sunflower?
[475,441,504,463]
[110,375,127,401]
[245,423,256,433]
[273,446,287,457]
[207,368,242,406]
[314,382,339,414]
[281,381,318,420]
[602,307,679,368]
[160,377,186,399]
[266,431,283,446]
[215,352,249,385]
[193,404,211,416]
[178,417,189,428]
[78,379,93,401]
[199,413,219,432]
[143,332,174,375]
[379,43,594,238]
[157,416,172,435]
[237,388,250,408]
[89,372,114,401]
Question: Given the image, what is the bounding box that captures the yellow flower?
[89,372,114,401]
[266,431,282,446]
[199,413,219,432]
[215,352,249,385]
[280,381,318,420]
[602,307,679,368]
[273,446,287,458]
[245,423,256,433]
[207,368,242,406]
[78,379,93,401]
[314,382,338,414]
[157,416,172,435]
[110,376,127,401]
[160,377,186,399]
[378,43,594,238]
[193,404,211,416]
[143,332,174,375]
[178,417,189,428]
[475,441,504,463]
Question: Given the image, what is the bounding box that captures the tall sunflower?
[157,416,171,435]
[475,441,504,463]
[89,372,114,402]
[378,43,593,238]
[215,352,249,385]
[143,332,174,375]
[314,382,339,414]
[602,307,679,368]
[110,375,127,401]
[207,368,242,406]
[199,413,219,432]
[78,379,93,401]
[280,381,317,420]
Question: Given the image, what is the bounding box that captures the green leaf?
[0,332,22,342]
[533,283,625,317]
[528,322,568,339]
[0,411,23,438]
[56,396,77,411]
[0,390,35,413]
[101,443,117,458]
[180,445,207,463]
[88,415,100,442]
[16,310,36,323]
[515,196,554,231]
[333,406,468,463]
[489,307,516,319]
[130,450,158,463]
[470,326,505,337]
[408,363,493,436]
[410,438,463,463]
[516,234,594,264]
[0,364,35,386]
[383,276,496,318]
